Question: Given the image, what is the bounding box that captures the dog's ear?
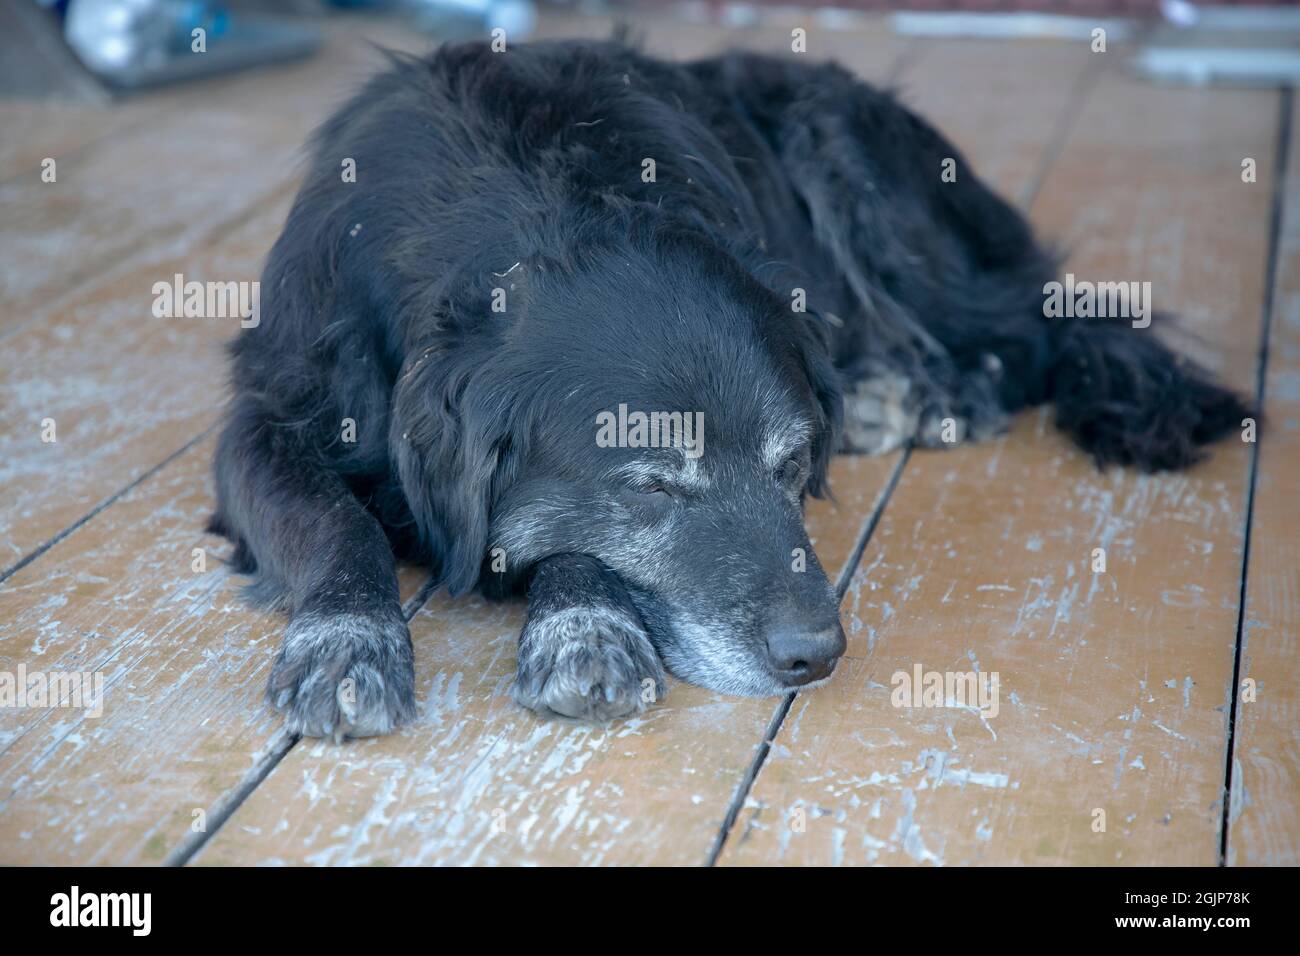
[794,311,844,499]
[391,348,521,595]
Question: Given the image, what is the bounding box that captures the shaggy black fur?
[210,39,1250,735]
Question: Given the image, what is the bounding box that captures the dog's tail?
[1046,317,1252,471]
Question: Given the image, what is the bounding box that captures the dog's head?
[394,229,846,696]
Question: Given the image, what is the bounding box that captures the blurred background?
[3,0,1299,100]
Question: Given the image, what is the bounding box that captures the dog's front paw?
[267,610,416,741]
[511,604,666,721]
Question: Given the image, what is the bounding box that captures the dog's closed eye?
[775,453,810,489]
[620,480,677,508]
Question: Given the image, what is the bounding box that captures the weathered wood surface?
[0,200,285,576]
[0,18,430,865]
[717,68,1277,866]
[1226,94,1300,867]
[0,15,1291,867]
[0,20,435,333]
[0,436,430,864]
[0,102,136,183]
[189,454,898,866]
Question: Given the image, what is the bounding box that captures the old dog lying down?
[210,40,1247,738]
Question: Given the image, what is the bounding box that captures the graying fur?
[268,611,416,741]
[511,604,667,721]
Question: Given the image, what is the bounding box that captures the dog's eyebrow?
[608,453,709,491]
[762,419,814,469]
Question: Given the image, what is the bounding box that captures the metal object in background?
[63,0,321,89]
[891,11,1132,42]
[1137,4,1300,87]
[65,0,227,73]
[396,0,536,40]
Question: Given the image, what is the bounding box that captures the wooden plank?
[0,28,451,864]
[0,198,288,575]
[189,35,1090,868]
[0,101,129,179]
[718,73,1276,866]
[0,437,429,864]
[1227,95,1300,866]
[0,21,439,573]
[0,19,429,334]
[897,37,1098,204]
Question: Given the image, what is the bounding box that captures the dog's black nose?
[765,621,846,686]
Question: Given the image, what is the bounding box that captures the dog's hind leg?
[212,400,416,740]
[511,554,666,721]
[713,53,1246,468]
[717,61,1030,454]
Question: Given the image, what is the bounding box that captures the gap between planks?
[162,573,442,866]
[0,425,217,585]
[706,450,911,865]
[1218,86,1294,866]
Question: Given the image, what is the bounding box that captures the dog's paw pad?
[267,611,416,740]
[511,605,666,721]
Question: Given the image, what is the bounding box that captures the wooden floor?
[1,11,1296,866]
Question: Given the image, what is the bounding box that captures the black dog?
[209,39,1248,738]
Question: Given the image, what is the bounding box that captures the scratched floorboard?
[717,62,1279,866]
[0,21,439,337]
[0,201,285,576]
[0,436,431,864]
